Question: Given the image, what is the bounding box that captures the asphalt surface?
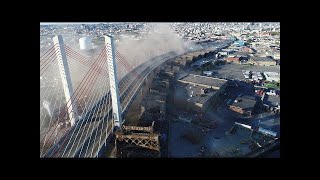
[190,63,280,81]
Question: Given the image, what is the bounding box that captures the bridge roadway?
[43,52,180,157]
[75,52,178,158]
[43,39,234,157]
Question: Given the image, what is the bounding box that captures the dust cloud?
[115,23,198,68]
[40,23,201,130]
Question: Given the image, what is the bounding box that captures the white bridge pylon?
[105,35,122,128]
[53,35,78,127]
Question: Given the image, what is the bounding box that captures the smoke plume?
[115,23,193,68]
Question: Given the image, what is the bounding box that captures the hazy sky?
[40,22,104,25]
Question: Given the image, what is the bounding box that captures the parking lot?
[167,80,258,157]
[214,63,279,80]
[167,105,255,157]
[189,62,280,82]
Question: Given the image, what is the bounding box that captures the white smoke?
[40,23,202,130]
[115,23,198,68]
[43,100,52,118]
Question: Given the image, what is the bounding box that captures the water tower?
[79,37,93,50]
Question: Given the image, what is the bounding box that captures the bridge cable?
[40,46,108,155]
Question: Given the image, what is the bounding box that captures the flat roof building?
[263,72,280,82]
[234,40,245,46]
[263,94,280,113]
[229,95,258,116]
[178,74,227,90]
[240,47,254,54]
[225,57,240,63]
[175,74,228,112]
[203,71,214,76]
[190,58,212,69]
[249,56,276,66]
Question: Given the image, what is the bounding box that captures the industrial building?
[234,40,245,47]
[263,72,280,82]
[218,49,235,56]
[159,67,176,80]
[225,57,240,63]
[175,74,228,112]
[263,94,280,113]
[141,77,169,116]
[240,47,255,54]
[232,51,251,60]
[248,56,276,66]
[273,53,280,60]
[229,95,258,116]
[174,57,187,67]
[190,58,212,69]
[223,122,279,157]
[178,74,228,90]
[141,92,166,114]
[251,71,264,82]
[203,71,214,76]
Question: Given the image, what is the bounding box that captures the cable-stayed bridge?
[40,35,231,158]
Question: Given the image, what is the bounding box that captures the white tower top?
[105,35,122,127]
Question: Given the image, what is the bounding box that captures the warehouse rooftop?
[263,94,280,107]
[264,71,280,78]
[178,74,227,89]
[251,56,274,62]
[230,95,257,110]
[183,83,217,104]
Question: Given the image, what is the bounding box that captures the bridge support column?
[53,35,78,126]
[105,35,122,127]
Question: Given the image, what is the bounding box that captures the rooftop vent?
[201,88,205,94]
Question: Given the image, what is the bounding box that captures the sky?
[40,22,103,25]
